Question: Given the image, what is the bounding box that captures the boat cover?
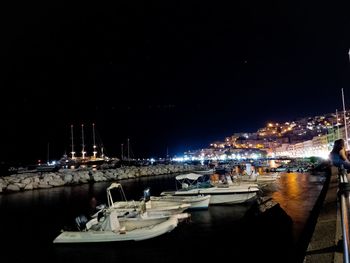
[175,173,204,181]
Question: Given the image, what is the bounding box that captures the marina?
[1,1,348,262]
[0,170,326,263]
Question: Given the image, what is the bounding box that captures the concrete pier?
[304,167,343,262]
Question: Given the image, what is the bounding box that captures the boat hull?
[208,192,257,204]
[118,215,170,231]
[53,216,178,243]
[161,186,259,205]
[113,201,191,215]
[150,195,210,210]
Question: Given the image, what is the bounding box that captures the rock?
[48,179,65,187]
[24,183,34,190]
[6,184,21,192]
[38,183,53,188]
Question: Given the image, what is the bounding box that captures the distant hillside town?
[183,111,347,160]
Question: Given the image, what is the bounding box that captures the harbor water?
[0,172,326,263]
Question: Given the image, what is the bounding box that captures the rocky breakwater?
[0,164,205,193]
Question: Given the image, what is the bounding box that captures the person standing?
[329,138,350,170]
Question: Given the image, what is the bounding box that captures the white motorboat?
[89,184,180,231]
[192,169,215,175]
[106,183,191,215]
[111,200,191,215]
[149,194,211,210]
[53,210,181,243]
[239,172,280,184]
[53,183,191,243]
[161,186,259,205]
[113,210,171,231]
[256,173,280,182]
[100,183,184,229]
[160,173,260,205]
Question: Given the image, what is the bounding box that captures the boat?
[64,124,113,168]
[8,163,60,175]
[107,184,191,215]
[160,173,260,205]
[149,194,210,210]
[192,169,215,175]
[145,188,210,210]
[53,210,180,243]
[239,173,280,184]
[101,183,186,228]
[36,163,60,173]
[237,163,280,184]
[112,200,191,216]
[256,173,280,182]
[53,183,190,243]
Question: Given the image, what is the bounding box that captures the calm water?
[0,172,325,263]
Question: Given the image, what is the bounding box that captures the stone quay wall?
[0,164,206,193]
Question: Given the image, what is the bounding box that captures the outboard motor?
[143,188,151,202]
[75,214,88,231]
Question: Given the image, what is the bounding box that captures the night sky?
[0,1,350,164]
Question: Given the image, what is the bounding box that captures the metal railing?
[338,165,350,263]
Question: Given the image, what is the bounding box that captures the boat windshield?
[175,173,211,190]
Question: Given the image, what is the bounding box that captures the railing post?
[338,165,350,263]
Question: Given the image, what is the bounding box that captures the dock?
[304,166,344,262]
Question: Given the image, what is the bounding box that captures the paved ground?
[304,167,343,263]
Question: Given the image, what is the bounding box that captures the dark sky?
[0,1,350,164]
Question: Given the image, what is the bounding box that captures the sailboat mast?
[47,142,50,164]
[342,88,349,149]
[121,143,124,161]
[127,138,130,162]
[336,109,340,139]
[92,123,97,158]
[70,124,75,159]
[81,124,86,159]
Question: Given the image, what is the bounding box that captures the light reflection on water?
[271,172,325,240]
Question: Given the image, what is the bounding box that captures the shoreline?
[0,164,206,194]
